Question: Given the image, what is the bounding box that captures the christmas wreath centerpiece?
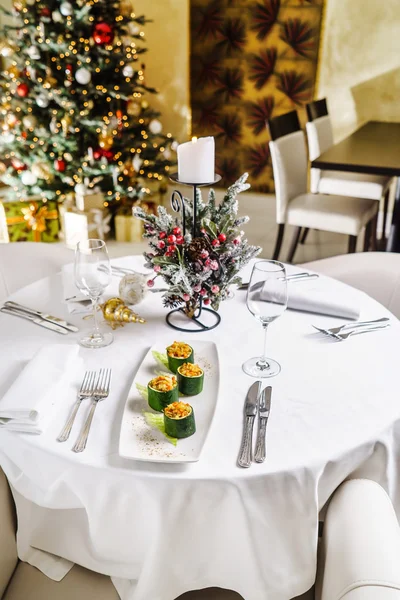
[133,173,261,320]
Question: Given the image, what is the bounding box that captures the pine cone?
[186,237,210,261]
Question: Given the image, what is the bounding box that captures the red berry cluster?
[157,226,183,257]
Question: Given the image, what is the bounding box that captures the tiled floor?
[107,186,389,263]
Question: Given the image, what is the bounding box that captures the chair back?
[0,468,17,597]
[269,129,308,224]
[306,98,328,122]
[305,115,334,193]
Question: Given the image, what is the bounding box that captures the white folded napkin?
[0,344,81,434]
[261,275,360,320]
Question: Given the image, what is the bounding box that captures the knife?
[0,306,69,335]
[4,301,79,333]
[254,386,272,463]
[239,272,319,290]
[238,380,261,468]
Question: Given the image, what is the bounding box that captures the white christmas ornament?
[75,67,91,85]
[60,1,73,16]
[119,273,148,305]
[122,65,134,78]
[22,115,37,129]
[36,94,49,108]
[27,45,40,60]
[128,23,140,36]
[21,170,38,186]
[132,154,143,172]
[64,80,72,87]
[149,119,162,134]
[2,132,15,144]
[52,10,63,22]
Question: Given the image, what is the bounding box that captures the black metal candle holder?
[166,173,222,333]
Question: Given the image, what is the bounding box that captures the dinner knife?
[254,386,272,463]
[0,306,69,335]
[238,380,261,468]
[4,301,79,333]
[239,272,319,291]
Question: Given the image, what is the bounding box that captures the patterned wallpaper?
[190,0,325,192]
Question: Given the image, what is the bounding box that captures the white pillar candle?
[177,136,215,184]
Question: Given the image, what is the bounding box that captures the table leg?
[386,178,400,252]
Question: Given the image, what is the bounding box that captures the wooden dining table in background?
[311,121,400,252]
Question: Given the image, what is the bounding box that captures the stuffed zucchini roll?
[163,402,196,438]
[147,375,178,412]
[166,341,194,373]
[177,363,204,396]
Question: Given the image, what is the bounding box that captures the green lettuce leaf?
[136,383,148,400]
[143,411,177,446]
[152,350,169,371]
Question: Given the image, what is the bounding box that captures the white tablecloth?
[1,256,400,600]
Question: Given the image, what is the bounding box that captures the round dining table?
[0,255,400,600]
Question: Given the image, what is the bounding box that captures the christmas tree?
[0,0,176,210]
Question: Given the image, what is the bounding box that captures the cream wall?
[134,0,189,142]
[317,0,400,141]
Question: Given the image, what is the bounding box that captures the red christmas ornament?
[40,7,51,17]
[167,234,176,244]
[93,148,103,160]
[159,231,166,239]
[54,158,66,172]
[65,64,73,74]
[92,22,114,45]
[11,158,26,171]
[16,83,29,97]
[175,235,184,245]
[167,244,177,253]
[211,239,220,247]
[172,226,181,236]
[102,149,114,162]
[218,233,226,243]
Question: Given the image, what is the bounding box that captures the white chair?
[268,111,379,263]
[0,242,74,303]
[301,252,400,319]
[317,479,400,600]
[305,99,392,243]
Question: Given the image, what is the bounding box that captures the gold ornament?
[0,40,17,58]
[100,297,146,329]
[99,130,113,150]
[61,114,72,135]
[127,99,141,117]
[13,0,26,11]
[119,0,134,17]
[31,161,53,181]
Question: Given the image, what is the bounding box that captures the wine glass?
[75,239,113,349]
[242,260,288,378]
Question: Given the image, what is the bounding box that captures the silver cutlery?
[239,272,319,291]
[334,324,390,341]
[0,306,69,334]
[4,301,79,333]
[72,368,112,453]
[238,380,261,468]
[99,264,135,276]
[254,386,271,463]
[57,371,96,442]
[312,317,390,339]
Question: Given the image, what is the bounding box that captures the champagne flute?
[242,260,288,378]
[75,239,113,349]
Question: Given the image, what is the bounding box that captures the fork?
[57,371,96,442]
[72,368,112,453]
[333,324,390,341]
[312,317,389,338]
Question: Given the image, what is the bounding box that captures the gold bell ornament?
[100,297,145,329]
[61,114,72,135]
[119,0,134,17]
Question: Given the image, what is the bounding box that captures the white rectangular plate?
[119,340,219,463]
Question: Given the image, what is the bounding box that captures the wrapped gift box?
[2,198,59,243]
[63,208,111,249]
[75,192,105,212]
[115,215,143,242]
